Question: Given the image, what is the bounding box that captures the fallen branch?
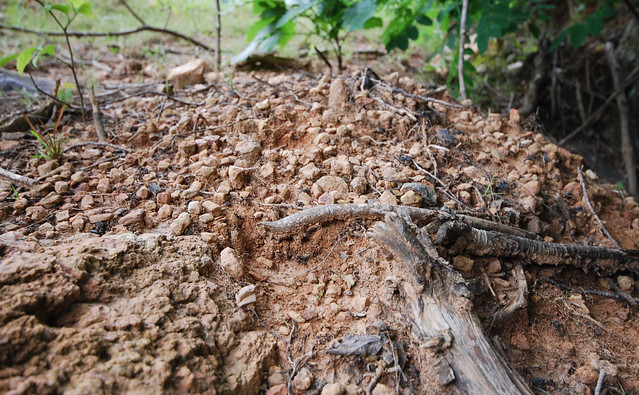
[0,167,36,187]
[0,10,213,53]
[577,165,621,248]
[63,141,131,153]
[458,0,469,101]
[559,63,639,145]
[488,263,528,325]
[89,85,108,141]
[262,203,537,239]
[370,213,534,394]
[604,42,637,196]
[0,99,54,135]
[435,220,639,276]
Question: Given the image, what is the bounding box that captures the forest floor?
[0,50,638,395]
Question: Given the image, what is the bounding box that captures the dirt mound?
[0,66,638,394]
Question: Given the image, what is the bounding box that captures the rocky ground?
[0,57,638,394]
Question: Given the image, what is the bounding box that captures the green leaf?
[529,23,540,38]
[246,17,276,42]
[0,53,19,68]
[77,2,94,19]
[33,44,56,68]
[586,12,603,35]
[550,29,568,51]
[16,47,37,75]
[363,16,382,29]
[416,14,432,26]
[40,44,56,56]
[51,4,71,15]
[343,0,377,31]
[568,23,587,48]
[58,88,73,103]
[406,25,418,40]
[463,60,476,73]
[386,32,409,51]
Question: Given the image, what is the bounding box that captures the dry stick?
[594,367,606,395]
[64,141,131,153]
[488,263,528,325]
[577,165,621,249]
[559,63,639,145]
[370,213,534,394]
[371,78,463,109]
[0,20,212,53]
[301,233,347,275]
[0,167,35,187]
[620,0,639,23]
[458,0,469,101]
[89,85,107,141]
[313,46,332,72]
[437,220,639,276]
[262,203,538,239]
[605,41,637,196]
[214,0,222,70]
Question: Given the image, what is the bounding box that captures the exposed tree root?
[435,220,639,276]
[370,212,533,394]
[262,203,537,239]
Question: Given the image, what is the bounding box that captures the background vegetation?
[1,0,637,194]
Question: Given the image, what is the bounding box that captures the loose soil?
[0,55,638,394]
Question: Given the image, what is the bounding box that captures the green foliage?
[28,104,68,161]
[236,0,382,68]
[8,0,95,115]
[10,185,20,200]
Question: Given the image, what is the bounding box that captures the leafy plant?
[1,0,95,115]
[10,185,20,200]
[237,0,382,70]
[27,104,69,161]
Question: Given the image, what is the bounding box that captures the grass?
[1,0,258,67]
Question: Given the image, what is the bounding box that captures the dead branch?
[458,0,469,101]
[604,42,637,196]
[436,220,639,276]
[262,203,538,239]
[0,100,55,135]
[559,63,639,145]
[0,167,36,187]
[0,11,214,53]
[63,141,131,153]
[578,165,621,248]
[214,0,222,70]
[488,263,528,325]
[89,85,108,141]
[370,212,534,394]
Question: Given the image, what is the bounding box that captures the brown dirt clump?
[0,62,638,394]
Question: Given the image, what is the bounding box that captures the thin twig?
[313,46,332,72]
[577,165,621,249]
[215,0,222,69]
[263,203,538,239]
[1,18,213,52]
[594,367,606,395]
[604,41,637,196]
[303,233,347,274]
[89,85,108,141]
[458,0,469,100]
[559,63,639,145]
[488,263,528,325]
[372,79,462,109]
[64,141,132,153]
[0,167,36,187]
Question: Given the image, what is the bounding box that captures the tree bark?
[370,213,533,394]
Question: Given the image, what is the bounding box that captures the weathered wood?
[436,220,639,276]
[370,213,533,394]
[262,203,537,239]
